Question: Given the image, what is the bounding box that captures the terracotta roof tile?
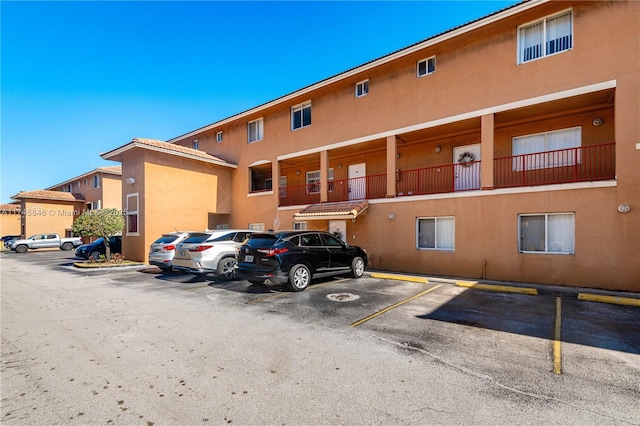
[294,200,369,220]
[11,190,86,202]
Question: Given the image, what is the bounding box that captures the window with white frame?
[518,10,572,63]
[248,118,264,143]
[192,139,199,149]
[417,217,455,250]
[355,80,369,98]
[249,223,265,232]
[512,127,581,171]
[126,193,139,235]
[417,56,436,77]
[291,102,311,130]
[216,131,223,143]
[519,213,575,254]
[293,221,307,230]
[93,175,100,188]
[92,200,101,210]
[83,178,88,186]
[306,169,333,194]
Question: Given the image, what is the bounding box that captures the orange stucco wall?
[19,200,85,238]
[119,149,233,261]
[0,211,21,237]
[101,174,122,210]
[113,1,638,290]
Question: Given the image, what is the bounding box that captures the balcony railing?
[494,143,615,188]
[327,174,387,202]
[279,183,322,207]
[397,161,481,196]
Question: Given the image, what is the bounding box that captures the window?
[518,10,572,63]
[291,102,311,130]
[192,139,199,149]
[355,80,369,98]
[249,223,265,232]
[279,176,287,198]
[417,217,455,250]
[519,213,575,254]
[126,193,139,235]
[250,163,272,193]
[306,169,334,194]
[93,175,100,188]
[512,127,581,171]
[92,200,101,210]
[76,181,81,188]
[84,178,88,186]
[417,57,436,77]
[293,221,307,230]
[248,118,264,143]
[216,131,223,143]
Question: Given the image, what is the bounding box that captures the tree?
[72,208,124,261]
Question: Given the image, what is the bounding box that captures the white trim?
[168,0,549,143]
[247,191,274,198]
[278,80,617,161]
[417,56,436,78]
[248,160,271,167]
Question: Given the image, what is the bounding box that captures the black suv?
[75,236,122,260]
[236,231,367,291]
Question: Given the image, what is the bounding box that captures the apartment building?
[102,1,639,292]
[9,166,122,238]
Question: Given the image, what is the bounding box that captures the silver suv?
[172,230,253,279]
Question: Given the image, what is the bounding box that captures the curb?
[369,272,428,284]
[577,293,640,307]
[455,280,538,295]
[73,262,145,269]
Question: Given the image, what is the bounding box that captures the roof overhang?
[293,200,369,221]
[101,138,237,169]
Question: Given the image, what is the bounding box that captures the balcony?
[494,143,615,188]
[397,161,481,196]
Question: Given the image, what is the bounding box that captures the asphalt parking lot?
[2,249,639,425]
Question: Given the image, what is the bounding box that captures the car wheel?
[350,256,365,278]
[288,264,311,291]
[61,242,73,251]
[90,251,101,261]
[15,245,28,253]
[217,257,237,280]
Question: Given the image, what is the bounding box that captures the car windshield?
[154,235,180,244]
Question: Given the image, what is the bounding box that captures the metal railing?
[279,174,387,207]
[494,143,615,188]
[396,161,481,196]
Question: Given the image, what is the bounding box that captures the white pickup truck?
[9,234,83,253]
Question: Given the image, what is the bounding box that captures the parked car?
[172,230,253,279]
[75,236,122,260]
[148,232,191,270]
[10,234,83,253]
[2,235,21,249]
[235,230,367,291]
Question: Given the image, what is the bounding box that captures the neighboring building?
[0,203,22,237]
[102,1,639,292]
[9,166,122,238]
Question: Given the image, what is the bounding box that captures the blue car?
[75,236,122,260]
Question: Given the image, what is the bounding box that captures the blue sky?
[1,1,519,204]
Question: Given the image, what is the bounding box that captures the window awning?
[293,200,369,221]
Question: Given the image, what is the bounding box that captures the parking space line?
[553,296,562,375]
[245,278,350,304]
[351,284,443,327]
[577,293,640,307]
[455,281,538,295]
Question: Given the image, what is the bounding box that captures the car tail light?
[163,245,176,251]
[257,247,288,257]
[189,245,213,252]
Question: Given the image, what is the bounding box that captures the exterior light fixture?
[592,117,604,126]
[617,204,630,213]
[125,177,136,184]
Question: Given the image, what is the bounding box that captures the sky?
[1,0,520,204]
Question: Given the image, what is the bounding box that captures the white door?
[348,163,366,200]
[329,220,347,243]
[453,144,481,191]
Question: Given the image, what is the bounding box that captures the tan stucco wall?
[101,174,122,210]
[20,200,84,238]
[0,211,21,237]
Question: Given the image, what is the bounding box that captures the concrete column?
[320,151,328,202]
[481,114,495,190]
[386,135,397,197]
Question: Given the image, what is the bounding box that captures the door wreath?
[457,151,476,166]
